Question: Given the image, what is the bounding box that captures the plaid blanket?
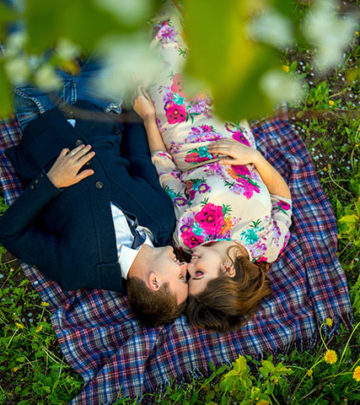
[0,114,353,404]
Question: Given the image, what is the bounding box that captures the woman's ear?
[147,271,160,291]
[222,261,236,278]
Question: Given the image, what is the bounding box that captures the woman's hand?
[47,145,95,188]
[208,140,261,166]
[133,88,156,122]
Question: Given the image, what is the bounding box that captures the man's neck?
[127,244,152,279]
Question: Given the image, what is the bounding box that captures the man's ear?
[223,261,236,278]
[147,271,160,291]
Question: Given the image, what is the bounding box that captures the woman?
[133,8,292,332]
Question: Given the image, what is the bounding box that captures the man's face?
[152,246,189,305]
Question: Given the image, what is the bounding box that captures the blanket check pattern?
[0,115,352,404]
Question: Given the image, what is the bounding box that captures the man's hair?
[186,256,272,332]
[127,277,186,327]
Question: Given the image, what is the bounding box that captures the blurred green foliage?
[0,0,358,119]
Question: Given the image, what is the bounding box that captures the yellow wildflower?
[15,322,24,329]
[325,318,333,327]
[13,367,19,372]
[356,31,359,36]
[353,366,360,382]
[329,100,335,106]
[282,65,290,73]
[307,369,313,377]
[323,167,328,172]
[274,377,278,383]
[36,325,43,333]
[40,301,49,307]
[324,350,337,365]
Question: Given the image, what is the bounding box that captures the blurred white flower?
[91,33,164,102]
[34,65,62,91]
[5,56,31,85]
[94,0,151,26]
[248,10,294,49]
[303,0,358,71]
[260,70,305,103]
[4,30,27,57]
[56,38,81,61]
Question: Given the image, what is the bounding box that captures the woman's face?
[187,245,226,296]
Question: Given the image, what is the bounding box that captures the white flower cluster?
[303,0,358,71]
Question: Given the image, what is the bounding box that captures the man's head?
[127,245,189,326]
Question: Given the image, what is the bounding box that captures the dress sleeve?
[151,150,188,214]
[264,194,293,263]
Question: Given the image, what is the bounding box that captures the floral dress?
[149,6,292,262]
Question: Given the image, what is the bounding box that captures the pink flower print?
[180,224,190,233]
[252,241,267,257]
[188,189,196,200]
[163,91,174,107]
[165,102,187,124]
[278,200,291,211]
[257,256,268,263]
[236,177,260,199]
[198,183,210,194]
[200,125,212,132]
[195,203,224,234]
[190,126,201,135]
[171,73,183,94]
[231,165,251,177]
[232,131,251,147]
[279,231,291,255]
[174,197,187,207]
[185,152,209,164]
[182,229,205,248]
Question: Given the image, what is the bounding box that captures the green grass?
[1,16,360,405]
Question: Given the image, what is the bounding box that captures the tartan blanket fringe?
[0,114,353,404]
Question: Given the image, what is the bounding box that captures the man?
[0,64,188,326]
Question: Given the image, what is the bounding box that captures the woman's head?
[186,244,272,332]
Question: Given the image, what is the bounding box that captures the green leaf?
[338,214,358,225]
[24,0,162,54]
[0,59,13,118]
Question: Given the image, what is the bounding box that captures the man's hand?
[133,88,156,123]
[47,145,95,188]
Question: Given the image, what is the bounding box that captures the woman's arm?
[133,89,167,153]
[208,139,291,199]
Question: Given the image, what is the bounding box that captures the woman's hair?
[127,277,186,327]
[186,245,272,332]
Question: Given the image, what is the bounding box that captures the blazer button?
[75,139,84,146]
[34,179,39,184]
[95,181,103,189]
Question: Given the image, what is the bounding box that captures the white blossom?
[94,0,151,26]
[248,10,294,49]
[303,0,358,71]
[5,56,31,85]
[34,64,62,91]
[91,33,164,102]
[56,38,81,61]
[260,70,305,103]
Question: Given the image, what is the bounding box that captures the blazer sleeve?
[120,114,164,190]
[0,172,62,273]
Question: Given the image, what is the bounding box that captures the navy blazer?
[0,103,176,292]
